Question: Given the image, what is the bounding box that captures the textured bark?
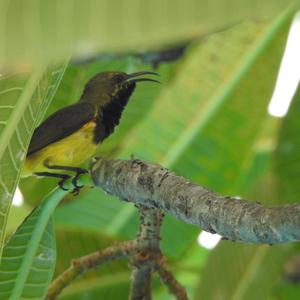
[91,158,300,244]
[129,205,187,300]
[129,206,162,300]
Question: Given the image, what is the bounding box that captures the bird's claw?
[70,169,88,195]
[71,187,80,196]
[56,169,88,195]
[58,177,70,191]
[72,177,83,189]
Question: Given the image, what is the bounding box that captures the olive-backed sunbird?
[22,71,159,192]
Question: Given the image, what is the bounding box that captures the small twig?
[129,205,164,300]
[156,257,188,300]
[46,241,136,300]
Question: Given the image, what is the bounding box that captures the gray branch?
[129,206,162,300]
[91,158,300,244]
[128,205,187,300]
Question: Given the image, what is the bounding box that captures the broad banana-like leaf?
[0,0,292,65]
[0,63,67,255]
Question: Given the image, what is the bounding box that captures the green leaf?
[192,9,297,299]
[54,189,139,238]
[96,10,292,257]
[193,146,297,300]
[0,219,55,300]
[194,243,292,300]
[275,282,300,300]
[0,0,292,65]
[273,85,300,201]
[54,7,294,261]
[0,63,67,255]
[0,187,67,300]
[270,63,300,300]
[53,229,131,300]
[59,272,130,300]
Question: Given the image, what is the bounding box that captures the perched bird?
[22,71,159,193]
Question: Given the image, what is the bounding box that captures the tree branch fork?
[47,206,187,300]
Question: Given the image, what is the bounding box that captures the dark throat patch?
[93,83,136,143]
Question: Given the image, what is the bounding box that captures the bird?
[22,71,159,193]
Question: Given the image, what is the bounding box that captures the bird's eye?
[114,75,124,83]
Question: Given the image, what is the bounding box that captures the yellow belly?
[22,122,98,177]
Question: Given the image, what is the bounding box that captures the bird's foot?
[43,164,88,195]
[58,176,71,191]
[70,169,88,195]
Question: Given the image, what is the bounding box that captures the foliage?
[0,1,299,299]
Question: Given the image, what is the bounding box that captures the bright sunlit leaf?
[268,12,300,117]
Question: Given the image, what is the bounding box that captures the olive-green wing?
[27,102,96,156]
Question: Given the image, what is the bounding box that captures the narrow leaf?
[0,188,67,299]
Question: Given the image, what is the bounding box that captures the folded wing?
[27,102,97,156]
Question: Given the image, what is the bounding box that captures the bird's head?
[79,71,159,105]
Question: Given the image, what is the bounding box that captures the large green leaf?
[53,8,293,261]
[194,81,297,300]
[96,10,291,254]
[275,281,300,300]
[0,63,67,254]
[54,229,131,300]
[195,243,292,300]
[50,16,295,300]
[270,73,300,300]
[54,229,120,275]
[152,243,209,300]
[0,0,291,66]
[193,137,295,300]
[0,188,67,300]
[54,190,139,237]
[59,272,130,300]
[10,6,296,299]
[273,86,300,201]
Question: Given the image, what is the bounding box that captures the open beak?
[126,71,160,84]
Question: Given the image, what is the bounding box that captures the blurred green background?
[0,1,300,299]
